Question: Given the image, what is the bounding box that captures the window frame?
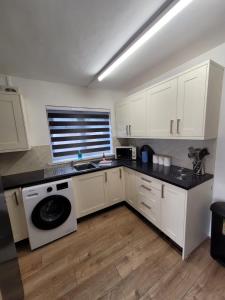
[46,105,113,164]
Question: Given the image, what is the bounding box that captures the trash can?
[210,202,225,264]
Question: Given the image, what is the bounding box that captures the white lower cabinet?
[136,174,161,228]
[73,170,107,218]
[106,167,125,205]
[73,168,125,218]
[160,183,186,247]
[4,188,28,242]
[124,168,137,207]
[124,168,212,259]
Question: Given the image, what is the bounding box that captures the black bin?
[210,202,225,264]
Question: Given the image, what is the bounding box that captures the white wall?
[125,41,225,202]
[10,76,124,146]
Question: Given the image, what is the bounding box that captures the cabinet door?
[5,189,28,242]
[177,65,208,137]
[129,91,147,137]
[124,168,137,207]
[72,171,107,218]
[0,93,29,152]
[106,168,125,204]
[115,101,130,137]
[160,184,186,247]
[147,79,177,137]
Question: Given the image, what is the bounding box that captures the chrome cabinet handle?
[126,125,128,136]
[129,125,131,136]
[161,184,165,198]
[141,185,152,191]
[14,191,19,206]
[141,177,151,183]
[104,172,107,183]
[141,202,151,210]
[119,168,122,179]
[177,119,181,134]
[170,120,174,134]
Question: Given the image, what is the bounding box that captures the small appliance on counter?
[138,145,155,164]
[115,146,136,160]
[188,147,210,175]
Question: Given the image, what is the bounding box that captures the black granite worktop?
[2,160,213,191]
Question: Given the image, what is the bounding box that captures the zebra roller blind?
[47,108,112,162]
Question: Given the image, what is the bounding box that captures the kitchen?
[1,0,225,299]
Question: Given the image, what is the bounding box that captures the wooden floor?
[17,205,225,300]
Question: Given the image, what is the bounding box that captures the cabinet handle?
[141,185,152,191]
[141,202,152,210]
[141,177,151,183]
[177,119,181,134]
[126,125,128,136]
[161,184,165,199]
[104,172,107,183]
[129,125,131,136]
[170,120,174,134]
[119,168,122,179]
[14,191,19,206]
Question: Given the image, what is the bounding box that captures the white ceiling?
[1,0,225,90]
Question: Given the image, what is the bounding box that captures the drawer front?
[136,173,162,191]
[137,192,160,227]
[137,182,161,199]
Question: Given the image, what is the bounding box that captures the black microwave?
[115,146,136,160]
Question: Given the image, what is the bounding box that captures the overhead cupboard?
[116,60,224,140]
[0,89,30,152]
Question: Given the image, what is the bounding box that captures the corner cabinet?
[115,60,224,140]
[0,91,30,152]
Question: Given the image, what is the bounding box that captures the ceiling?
[1,0,225,90]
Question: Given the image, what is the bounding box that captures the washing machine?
[22,178,77,250]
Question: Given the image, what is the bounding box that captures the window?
[47,107,113,163]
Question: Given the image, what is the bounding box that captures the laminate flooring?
[17,205,225,300]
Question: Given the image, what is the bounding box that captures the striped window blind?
[47,108,112,162]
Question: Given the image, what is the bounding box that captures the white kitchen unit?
[128,91,147,137]
[73,167,124,218]
[73,170,107,218]
[116,60,224,140]
[124,168,212,259]
[136,173,161,228]
[147,79,177,137]
[116,90,147,138]
[106,167,125,205]
[115,101,130,138]
[0,91,30,152]
[4,188,28,242]
[124,167,137,207]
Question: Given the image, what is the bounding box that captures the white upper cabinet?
[177,65,208,137]
[129,91,147,137]
[115,60,224,140]
[116,91,147,138]
[147,79,177,137]
[115,101,130,138]
[0,91,29,152]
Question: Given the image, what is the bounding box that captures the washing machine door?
[31,195,72,230]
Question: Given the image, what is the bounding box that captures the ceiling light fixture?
[98,0,194,82]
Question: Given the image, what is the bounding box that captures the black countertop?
[2,160,213,191]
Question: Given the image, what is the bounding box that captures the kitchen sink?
[73,162,98,172]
